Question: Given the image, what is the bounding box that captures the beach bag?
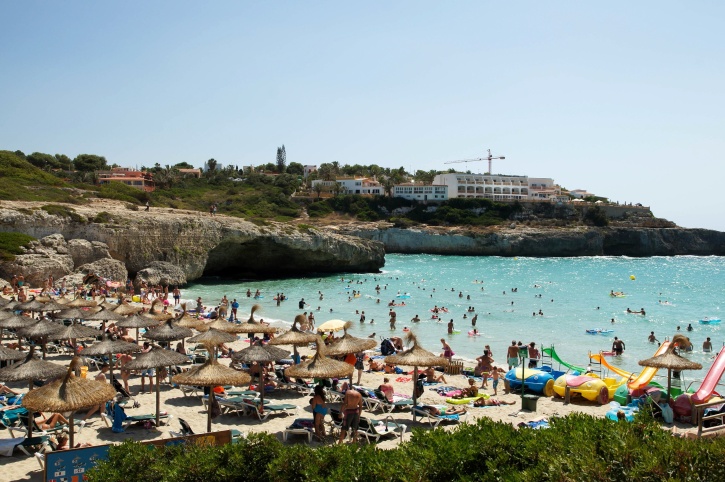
[414,378,425,398]
[661,403,674,424]
[380,339,395,356]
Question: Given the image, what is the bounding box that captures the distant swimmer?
[411,314,420,322]
[648,331,659,343]
[703,337,712,352]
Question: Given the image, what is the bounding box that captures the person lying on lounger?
[419,405,467,416]
[473,397,516,407]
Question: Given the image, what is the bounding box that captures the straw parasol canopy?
[2,299,22,311]
[325,321,377,356]
[175,303,206,330]
[17,298,47,312]
[0,296,10,307]
[143,319,193,343]
[269,314,317,347]
[286,337,354,380]
[22,357,116,447]
[83,308,126,322]
[231,342,290,409]
[113,301,142,316]
[82,335,141,385]
[234,305,278,335]
[205,317,249,333]
[0,344,26,361]
[384,331,449,420]
[187,328,237,348]
[66,298,98,308]
[143,299,175,322]
[116,314,161,343]
[18,320,63,359]
[0,314,36,329]
[39,300,66,312]
[0,346,67,391]
[56,307,96,320]
[51,322,102,342]
[172,358,251,432]
[124,347,190,428]
[316,319,349,333]
[638,334,702,401]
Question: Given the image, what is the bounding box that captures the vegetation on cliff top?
[0,232,36,261]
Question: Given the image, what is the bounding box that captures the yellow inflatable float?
[553,374,626,405]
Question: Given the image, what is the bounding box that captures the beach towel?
[396,377,412,383]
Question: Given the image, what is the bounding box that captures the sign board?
[44,430,233,482]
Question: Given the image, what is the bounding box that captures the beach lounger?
[327,408,345,437]
[175,417,244,443]
[101,412,172,429]
[0,435,51,457]
[283,418,315,442]
[240,399,298,421]
[366,389,414,413]
[357,415,407,443]
[412,405,467,428]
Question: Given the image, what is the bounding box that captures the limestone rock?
[0,254,74,287]
[135,261,187,287]
[67,239,111,267]
[76,259,128,283]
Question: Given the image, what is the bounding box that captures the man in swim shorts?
[612,337,626,356]
[507,341,519,370]
[338,388,363,444]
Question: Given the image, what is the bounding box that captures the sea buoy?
[630,275,636,280]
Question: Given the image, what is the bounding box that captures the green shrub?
[93,211,112,223]
[40,204,85,223]
[88,415,725,482]
[0,232,35,261]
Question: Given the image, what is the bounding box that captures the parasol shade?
[51,322,102,341]
[116,314,161,330]
[113,302,141,316]
[81,336,140,356]
[0,346,67,383]
[0,344,26,361]
[286,338,354,379]
[325,321,376,356]
[232,344,290,364]
[143,319,193,342]
[269,314,317,347]
[316,319,348,333]
[83,308,126,322]
[66,298,99,308]
[187,328,237,347]
[384,332,449,368]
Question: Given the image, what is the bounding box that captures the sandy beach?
[0,325,624,482]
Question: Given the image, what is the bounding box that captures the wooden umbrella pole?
[69,412,75,448]
[155,371,161,428]
[413,366,418,422]
[207,390,214,433]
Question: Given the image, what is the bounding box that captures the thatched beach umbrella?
[143,319,193,344]
[116,314,161,344]
[51,322,102,345]
[325,321,376,356]
[82,335,141,387]
[0,344,26,362]
[56,307,96,320]
[188,328,237,348]
[124,348,189,428]
[0,314,36,349]
[384,331,449,421]
[269,314,317,364]
[22,357,116,447]
[172,358,251,432]
[17,298,47,313]
[143,299,175,323]
[2,299,22,311]
[17,320,63,359]
[232,342,290,408]
[83,307,126,331]
[39,300,66,312]
[175,303,206,332]
[234,305,278,338]
[638,335,702,401]
[66,298,98,308]
[287,337,354,380]
[113,301,142,316]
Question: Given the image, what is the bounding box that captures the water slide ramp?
[543,346,586,373]
[691,348,725,404]
[589,353,634,379]
[627,341,670,390]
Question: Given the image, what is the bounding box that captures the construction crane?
[444,149,505,174]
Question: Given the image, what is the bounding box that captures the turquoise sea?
[184,255,724,385]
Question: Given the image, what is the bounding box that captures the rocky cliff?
[336,224,725,257]
[0,201,385,284]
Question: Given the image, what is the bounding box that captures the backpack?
[414,378,425,398]
[380,339,395,356]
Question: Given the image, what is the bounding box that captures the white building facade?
[393,183,448,202]
[432,173,561,201]
[310,177,383,195]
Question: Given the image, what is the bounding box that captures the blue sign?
[45,445,110,482]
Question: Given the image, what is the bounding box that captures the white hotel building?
[392,183,448,202]
[431,173,562,202]
[310,177,383,195]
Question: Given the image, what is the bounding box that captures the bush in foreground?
[88,414,725,482]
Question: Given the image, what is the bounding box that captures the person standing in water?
[612,337,626,356]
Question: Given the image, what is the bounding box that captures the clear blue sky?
[2,2,724,231]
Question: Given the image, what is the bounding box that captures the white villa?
[310,177,383,195]
[393,183,448,202]
[431,173,564,202]
[569,189,595,199]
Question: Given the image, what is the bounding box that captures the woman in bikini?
[310,385,328,440]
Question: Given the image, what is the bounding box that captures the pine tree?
[276,145,287,173]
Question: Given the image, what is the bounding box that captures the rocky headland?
[1,200,724,288]
[0,200,385,286]
[335,223,725,257]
